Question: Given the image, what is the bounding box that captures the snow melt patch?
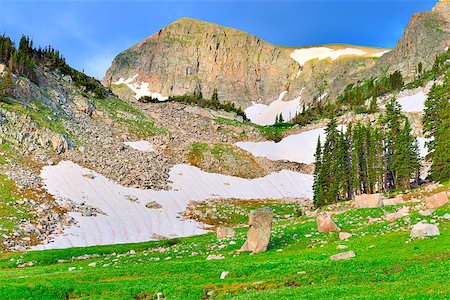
[397,91,427,113]
[371,50,390,57]
[245,91,301,125]
[290,47,367,68]
[35,161,313,249]
[123,141,154,152]
[113,74,168,101]
[236,128,326,164]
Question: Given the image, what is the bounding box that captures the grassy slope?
[0,198,448,299]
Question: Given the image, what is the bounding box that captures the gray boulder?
[239,207,273,254]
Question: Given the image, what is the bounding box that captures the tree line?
[313,99,421,208]
[0,34,107,99]
[139,88,248,121]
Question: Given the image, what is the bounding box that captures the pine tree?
[321,118,341,204]
[313,137,324,208]
[423,72,450,182]
[211,88,219,101]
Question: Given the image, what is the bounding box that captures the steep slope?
[103,18,386,112]
[369,0,450,79]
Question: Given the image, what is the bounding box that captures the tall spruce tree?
[423,72,450,182]
[313,137,324,208]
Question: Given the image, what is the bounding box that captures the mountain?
[368,0,450,79]
[103,18,386,112]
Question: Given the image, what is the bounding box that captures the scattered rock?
[442,213,450,220]
[336,245,348,250]
[239,207,273,254]
[330,251,355,260]
[51,134,69,154]
[216,227,236,239]
[410,222,440,238]
[355,193,383,208]
[68,267,76,271]
[382,196,404,206]
[220,271,229,279]
[88,262,97,267]
[146,201,162,209]
[339,232,352,240]
[317,214,340,232]
[206,254,225,260]
[419,209,434,216]
[425,192,448,209]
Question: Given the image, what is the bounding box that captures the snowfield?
[290,47,366,69]
[397,91,427,113]
[236,128,326,164]
[123,141,154,152]
[35,161,313,249]
[113,74,168,101]
[245,91,301,125]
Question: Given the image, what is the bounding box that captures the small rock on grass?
[220,271,229,279]
[339,232,352,240]
[206,254,225,260]
[410,222,440,238]
[330,251,355,260]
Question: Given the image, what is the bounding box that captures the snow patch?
[397,91,427,113]
[371,50,390,57]
[34,161,313,249]
[123,141,154,152]
[113,74,168,101]
[290,47,367,67]
[236,128,326,164]
[245,91,301,125]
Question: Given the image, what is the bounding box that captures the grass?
[0,196,448,299]
[1,100,70,138]
[92,97,166,137]
[214,118,295,142]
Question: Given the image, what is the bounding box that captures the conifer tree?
[423,72,450,182]
[313,137,324,207]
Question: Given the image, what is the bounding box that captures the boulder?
[419,209,434,216]
[239,207,273,254]
[216,227,236,239]
[355,193,383,208]
[51,134,69,154]
[425,192,448,209]
[410,222,440,238]
[330,251,355,260]
[73,95,94,116]
[317,214,340,232]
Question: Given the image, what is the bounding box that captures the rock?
[385,212,403,222]
[88,262,97,267]
[146,201,162,209]
[239,207,273,254]
[419,209,434,216]
[317,214,340,233]
[339,232,352,240]
[68,267,76,271]
[355,193,383,208]
[367,216,382,224]
[336,245,348,250]
[220,271,229,279]
[73,95,94,116]
[443,213,450,220]
[425,192,448,209]
[410,222,440,238]
[330,251,355,260]
[51,134,69,154]
[206,254,225,260]
[216,227,236,239]
[382,197,404,206]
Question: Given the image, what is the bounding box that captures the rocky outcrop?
[239,207,273,253]
[369,0,450,79]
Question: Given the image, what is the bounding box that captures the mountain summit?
[103,17,385,109]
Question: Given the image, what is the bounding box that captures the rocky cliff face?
[369,0,450,79]
[104,18,385,109]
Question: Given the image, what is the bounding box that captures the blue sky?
[0,0,437,79]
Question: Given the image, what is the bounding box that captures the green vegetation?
[313,99,420,207]
[93,97,165,137]
[187,142,266,178]
[0,34,108,99]
[423,71,450,182]
[0,195,448,299]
